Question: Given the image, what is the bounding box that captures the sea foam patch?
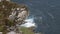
[20,18,36,28]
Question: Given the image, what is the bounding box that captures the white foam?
[20,18,36,28]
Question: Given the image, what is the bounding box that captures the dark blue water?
[12,0,60,34]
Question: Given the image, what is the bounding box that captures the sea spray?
[20,17,37,28]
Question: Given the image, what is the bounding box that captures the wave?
[20,17,37,28]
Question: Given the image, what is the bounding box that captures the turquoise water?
[12,0,60,34]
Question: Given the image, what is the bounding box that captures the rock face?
[0,0,10,2]
[7,31,22,34]
[7,31,16,34]
[0,32,2,34]
[0,0,29,34]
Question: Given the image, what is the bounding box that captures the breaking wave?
[20,17,37,28]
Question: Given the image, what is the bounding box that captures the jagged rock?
[0,0,29,34]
